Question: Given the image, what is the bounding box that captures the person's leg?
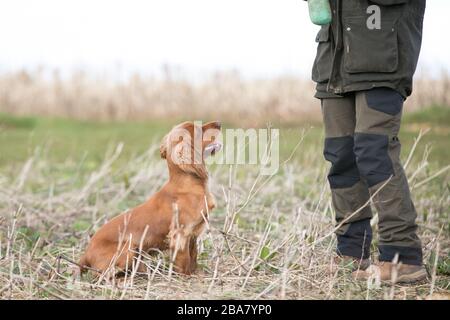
[322,95,373,262]
[352,88,426,282]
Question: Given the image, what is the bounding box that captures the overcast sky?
[0,0,448,79]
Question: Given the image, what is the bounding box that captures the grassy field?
[0,107,449,299]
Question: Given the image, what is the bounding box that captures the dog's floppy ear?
[160,134,168,159]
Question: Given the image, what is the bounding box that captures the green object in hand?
[308,0,332,25]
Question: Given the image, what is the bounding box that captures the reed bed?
[1,68,449,126]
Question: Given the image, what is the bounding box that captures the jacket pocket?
[312,25,333,83]
[343,17,399,74]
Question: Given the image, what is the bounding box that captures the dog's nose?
[213,121,221,130]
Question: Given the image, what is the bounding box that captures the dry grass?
[1,68,449,126]
[0,131,448,300]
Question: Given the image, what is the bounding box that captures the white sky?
[0,0,448,79]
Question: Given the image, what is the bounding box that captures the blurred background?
[0,0,449,166]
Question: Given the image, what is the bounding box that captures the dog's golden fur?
[79,121,221,275]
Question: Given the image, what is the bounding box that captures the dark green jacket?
[311,0,426,99]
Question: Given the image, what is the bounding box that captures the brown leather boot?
[352,261,428,284]
[329,255,371,274]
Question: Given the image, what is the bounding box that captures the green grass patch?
[0,107,449,168]
[403,105,450,126]
[0,112,37,129]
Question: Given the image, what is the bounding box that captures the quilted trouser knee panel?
[324,136,360,189]
[354,132,394,187]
